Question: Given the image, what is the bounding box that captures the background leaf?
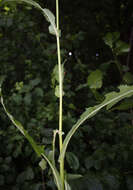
[123,72,133,84]
[115,41,130,55]
[66,152,79,170]
[2,0,58,36]
[87,69,103,89]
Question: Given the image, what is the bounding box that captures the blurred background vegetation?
[0,0,133,189]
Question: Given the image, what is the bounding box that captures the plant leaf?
[2,0,58,36]
[55,85,60,97]
[51,64,65,87]
[55,85,65,98]
[2,0,42,10]
[115,40,130,55]
[59,85,133,162]
[41,153,63,190]
[0,89,44,157]
[103,32,113,49]
[0,90,62,190]
[123,72,133,84]
[26,167,34,180]
[111,99,133,111]
[42,8,58,36]
[103,32,120,49]
[66,173,82,181]
[39,159,47,170]
[106,85,133,110]
[65,180,72,190]
[66,152,79,170]
[87,69,103,89]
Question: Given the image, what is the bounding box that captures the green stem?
[56,0,64,189]
[56,0,59,30]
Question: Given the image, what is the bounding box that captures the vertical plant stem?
[56,0,64,189]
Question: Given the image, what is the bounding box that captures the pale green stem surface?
[56,0,64,189]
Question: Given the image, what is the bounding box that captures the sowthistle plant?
[1,0,133,189]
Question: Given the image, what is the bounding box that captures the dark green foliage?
[0,0,133,189]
